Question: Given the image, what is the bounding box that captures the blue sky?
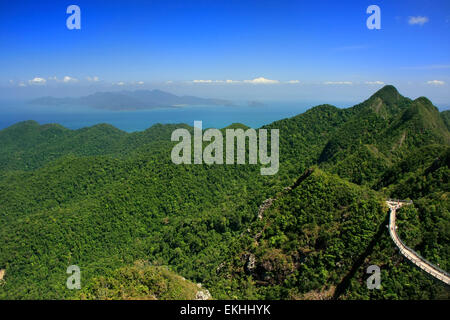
[1,0,449,106]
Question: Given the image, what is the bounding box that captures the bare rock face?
[195,288,212,300]
[242,249,295,284]
[243,253,257,273]
[216,262,225,273]
[258,199,274,220]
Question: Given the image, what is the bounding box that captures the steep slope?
[442,110,450,130]
[318,86,450,186]
[214,168,387,299]
[216,165,449,299]
[379,146,449,271]
[326,144,391,185]
[77,260,211,300]
[263,104,350,178]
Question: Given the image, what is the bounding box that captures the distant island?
[247,100,265,107]
[29,89,234,111]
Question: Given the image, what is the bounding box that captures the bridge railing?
[394,227,450,278]
[387,198,413,204]
[388,205,450,281]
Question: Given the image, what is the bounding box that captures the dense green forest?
[76,260,211,300]
[0,85,448,299]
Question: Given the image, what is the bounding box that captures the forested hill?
[0,85,448,299]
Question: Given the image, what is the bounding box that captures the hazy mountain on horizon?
[29,89,234,111]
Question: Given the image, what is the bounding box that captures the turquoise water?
[0,100,325,132]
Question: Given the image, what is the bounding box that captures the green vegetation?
[77,260,209,300]
[214,168,386,299]
[0,85,448,300]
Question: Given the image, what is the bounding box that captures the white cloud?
[129,80,144,85]
[191,79,230,84]
[46,76,79,83]
[324,81,353,85]
[426,80,445,85]
[191,77,280,84]
[28,77,46,85]
[408,16,429,25]
[286,80,300,84]
[18,82,26,87]
[86,76,99,82]
[365,81,385,85]
[243,77,279,84]
[9,80,14,84]
[116,81,125,86]
[63,76,78,83]
[193,79,213,83]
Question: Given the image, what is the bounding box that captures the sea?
[0,100,354,132]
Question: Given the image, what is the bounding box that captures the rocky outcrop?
[195,283,212,300]
[257,198,274,220]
